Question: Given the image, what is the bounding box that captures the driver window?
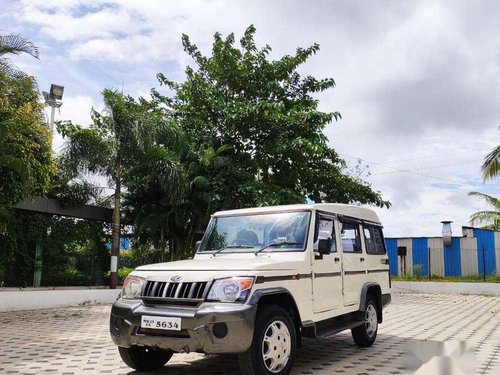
[314,217,337,252]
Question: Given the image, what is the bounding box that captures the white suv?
[110,203,391,375]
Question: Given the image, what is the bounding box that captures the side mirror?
[195,240,202,252]
[317,238,332,255]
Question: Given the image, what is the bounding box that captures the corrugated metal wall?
[495,232,500,275]
[428,238,444,277]
[473,229,497,276]
[386,238,398,276]
[397,239,413,276]
[385,227,500,277]
[460,237,478,276]
[444,237,462,277]
[412,238,429,277]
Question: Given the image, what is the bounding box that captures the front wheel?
[239,305,297,375]
[118,346,173,371]
[351,296,378,347]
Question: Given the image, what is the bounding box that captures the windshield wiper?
[212,244,254,256]
[254,241,302,256]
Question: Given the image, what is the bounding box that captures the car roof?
[212,203,381,224]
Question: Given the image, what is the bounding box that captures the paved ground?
[0,293,499,375]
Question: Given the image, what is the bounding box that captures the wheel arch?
[248,287,302,347]
[359,282,383,323]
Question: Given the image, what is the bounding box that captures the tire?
[239,305,297,375]
[118,345,173,371]
[351,296,378,347]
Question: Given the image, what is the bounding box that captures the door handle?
[334,257,340,262]
[360,257,365,262]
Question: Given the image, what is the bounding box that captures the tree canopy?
[481,145,500,182]
[468,191,500,231]
[0,73,55,224]
[153,25,389,209]
[0,34,51,226]
[0,34,39,79]
[469,138,499,228]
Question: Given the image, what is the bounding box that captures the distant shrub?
[413,264,423,280]
[118,267,134,284]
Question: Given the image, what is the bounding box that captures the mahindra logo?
[170,275,183,282]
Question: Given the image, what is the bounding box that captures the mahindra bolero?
[110,203,391,375]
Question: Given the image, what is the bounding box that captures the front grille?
[142,281,210,300]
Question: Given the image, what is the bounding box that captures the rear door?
[312,213,342,313]
[340,220,366,306]
[362,224,390,290]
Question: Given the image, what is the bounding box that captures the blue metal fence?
[385,226,499,278]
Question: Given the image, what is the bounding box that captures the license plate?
[141,315,182,331]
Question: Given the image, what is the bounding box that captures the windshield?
[199,211,311,253]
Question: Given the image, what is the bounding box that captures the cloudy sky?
[2,0,499,237]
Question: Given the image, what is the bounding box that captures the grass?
[393,275,500,283]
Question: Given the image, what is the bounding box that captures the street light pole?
[43,84,64,146]
[32,84,64,287]
[49,105,56,133]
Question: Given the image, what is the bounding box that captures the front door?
[340,221,366,306]
[312,213,342,313]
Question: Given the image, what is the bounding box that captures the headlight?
[122,275,145,299]
[207,277,254,302]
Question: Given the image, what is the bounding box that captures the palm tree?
[468,192,500,230]
[59,89,184,288]
[481,145,500,182]
[124,136,229,262]
[0,34,39,78]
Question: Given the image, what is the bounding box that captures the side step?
[302,312,364,338]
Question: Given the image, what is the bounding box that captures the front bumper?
[110,299,256,354]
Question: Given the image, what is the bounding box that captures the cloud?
[69,33,175,62]
[18,1,139,42]
[15,0,244,62]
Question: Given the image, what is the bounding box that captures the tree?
[468,138,499,229]
[0,34,39,79]
[481,145,500,182]
[154,25,389,209]
[124,141,229,261]
[0,73,55,225]
[0,34,51,226]
[58,89,184,288]
[48,156,104,207]
[468,192,500,230]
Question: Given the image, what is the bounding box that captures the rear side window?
[341,222,361,253]
[363,226,386,255]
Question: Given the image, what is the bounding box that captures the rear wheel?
[118,346,173,371]
[351,296,378,347]
[239,305,297,375]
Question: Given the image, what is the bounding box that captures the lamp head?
[49,84,64,100]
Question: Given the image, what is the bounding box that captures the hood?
[135,256,299,272]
